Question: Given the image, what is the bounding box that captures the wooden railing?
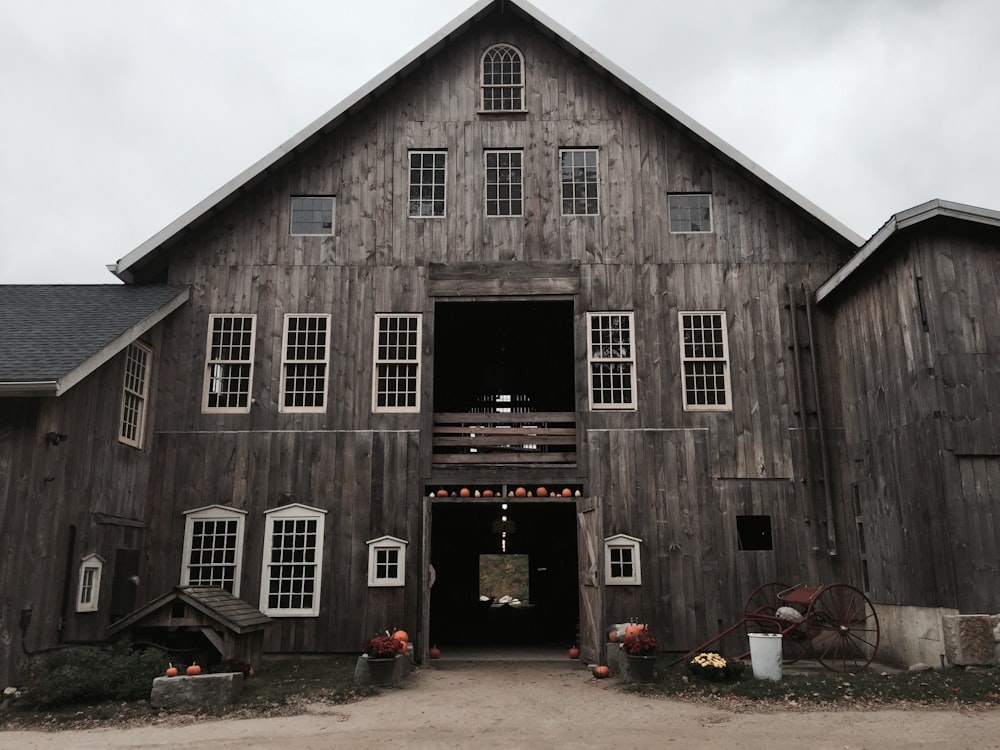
[432,412,577,465]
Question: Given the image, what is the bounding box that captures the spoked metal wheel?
[806,583,880,672]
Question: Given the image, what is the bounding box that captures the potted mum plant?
[362,633,404,686]
[622,627,658,683]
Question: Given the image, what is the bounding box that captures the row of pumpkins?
[431,487,582,498]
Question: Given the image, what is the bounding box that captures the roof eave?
[0,381,59,397]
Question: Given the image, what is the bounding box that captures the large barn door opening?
[576,496,604,665]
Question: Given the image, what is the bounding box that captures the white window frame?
[279,314,331,413]
[559,148,600,216]
[668,193,713,233]
[119,341,152,449]
[408,150,447,218]
[605,534,642,586]
[259,504,327,617]
[480,43,526,112]
[372,313,422,413]
[366,535,408,587]
[484,149,524,217]
[76,553,104,612]
[202,314,256,413]
[180,505,247,596]
[679,311,732,411]
[290,196,335,236]
[586,312,637,410]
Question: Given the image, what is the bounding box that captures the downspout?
[58,523,77,641]
[787,284,820,552]
[804,285,838,556]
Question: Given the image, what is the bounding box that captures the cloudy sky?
[2,0,997,284]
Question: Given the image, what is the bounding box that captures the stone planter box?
[149,672,244,709]
[354,652,412,687]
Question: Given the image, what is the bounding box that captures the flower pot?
[366,656,397,687]
[625,654,657,683]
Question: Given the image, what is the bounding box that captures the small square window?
[367,536,408,587]
[668,193,713,233]
[605,534,642,585]
[736,515,773,551]
[290,196,335,235]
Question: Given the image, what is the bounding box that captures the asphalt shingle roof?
[0,284,188,390]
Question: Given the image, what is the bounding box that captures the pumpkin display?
[560,488,572,497]
[186,663,202,676]
[165,663,178,677]
[429,645,441,659]
[592,665,611,678]
[514,487,527,497]
[536,487,548,497]
[459,488,471,497]
[568,646,580,659]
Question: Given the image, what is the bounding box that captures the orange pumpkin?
[514,487,527,497]
[393,629,409,643]
[398,638,408,654]
[568,646,580,659]
[165,664,178,677]
[592,665,611,678]
[429,645,441,659]
[536,487,548,497]
[459,488,471,497]
[560,488,572,497]
[436,489,448,497]
[186,663,202,676]
[624,623,646,639]
[483,490,494,498]
[608,630,618,643]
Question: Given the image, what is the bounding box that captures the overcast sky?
[2,0,997,284]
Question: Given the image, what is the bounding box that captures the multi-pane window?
[203,314,256,413]
[679,311,731,411]
[408,151,446,217]
[119,341,151,448]
[668,193,713,233]
[260,504,327,617]
[485,150,523,217]
[560,148,599,215]
[279,314,330,413]
[373,314,422,412]
[290,196,335,235]
[181,506,246,596]
[587,312,636,409]
[367,535,408,587]
[605,534,642,585]
[76,554,103,612]
[481,44,525,111]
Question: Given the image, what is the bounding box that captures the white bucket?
[748,632,783,680]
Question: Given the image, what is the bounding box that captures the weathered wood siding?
[825,221,1000,613]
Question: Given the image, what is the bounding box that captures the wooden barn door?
[576,496,604,665]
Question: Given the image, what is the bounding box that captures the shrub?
[21,640,164,708]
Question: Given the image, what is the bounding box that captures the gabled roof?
[0,284,189,396]
[816,199,1000,303]
[108,586,272,637]
[110,0,862,282]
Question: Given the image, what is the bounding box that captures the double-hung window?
[373,314,422,412]
[260,504,327,617]
[679,311,731,411]
[560,148,599,215]
[587,312,636,409]
[485,150,523,217]
[203,314,256,412]
[76,554,104,612]
[180,505,247,595]
[119,341,151,448]
[279,314,330,412]
[408,151,446,217]
[481,44,525,112]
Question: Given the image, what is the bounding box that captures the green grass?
[631,660,1000,707]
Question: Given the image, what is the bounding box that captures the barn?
[2,0,998,687]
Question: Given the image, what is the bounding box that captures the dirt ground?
[5,660,1000,750]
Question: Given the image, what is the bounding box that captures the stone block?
[149,672,244,709]
[941,614,1000,666]
[354,652,412,686]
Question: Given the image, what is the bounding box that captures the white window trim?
[605,534,642,586]
[259,503,327,617]
[407,150,447,218]
[180,505,247,596]
[479,43,527,113]
[76,553,104,613]
[668,193,714,234]
[559,148,600,216]
[290,195,336,236]
[366,535,408,587]
[202,314,257,414]
[586,311,637,410]
[484,149,524,218]
[372,313,422,413]
[679,311,732,412]
[278,314,331,413]
[118,341,152,449]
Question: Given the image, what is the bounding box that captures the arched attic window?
[481,44,525,112]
